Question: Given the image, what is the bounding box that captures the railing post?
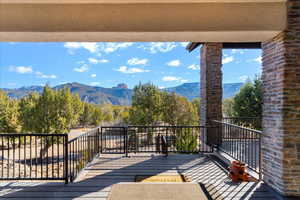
[125,126,128,157]
[64,134,68,184]
[259,133,262,180]
[100,127,103,154]
[88,135,91,162]
[97,127,100,154]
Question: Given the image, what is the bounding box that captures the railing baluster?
[30,135,32,179]
[35,136,37,179]
[13,136,15,178]
[1,136,3,178]
[52,136,54,179]
[7,136,9,179]
[24,136,26,178]
[213,120,262,177]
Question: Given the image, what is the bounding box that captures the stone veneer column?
[200,43,223,146]
[262,0,300,196]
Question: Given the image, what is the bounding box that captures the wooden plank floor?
[0,153,278,200]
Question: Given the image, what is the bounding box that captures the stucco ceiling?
[0,0,287,3]
[0,0,287,42]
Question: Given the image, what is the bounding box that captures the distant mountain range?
[2,82,244,105]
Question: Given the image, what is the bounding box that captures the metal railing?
[0,133,68,183]
[68,128,101,182]
[222,117,261,130]
[161,135,168,157]
[1,125,217,183]
[101,126,214,154]
[213,120,262,176]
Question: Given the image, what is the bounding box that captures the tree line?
[127,83,200,126]
[0,77,262,134]
[223,77,262,129]
[0,86,129,134]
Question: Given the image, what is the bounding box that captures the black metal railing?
[161,135,168,157]
[222,117,261,130]
[68,128,101,182]
[101,126,214,154]
[1,125,217,183]
[213,120,262,176]
[0,133,68,183]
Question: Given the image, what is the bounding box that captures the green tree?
[232,78,262,118]
[25,86,83,157]
[231,77,262,129]
[129,83,162,125]
[79,103,94,127]
[0,90,20,133]
[101,104,113,122]
[191,98,201,123]
[70,93,84,128]
[223,98,234,117]
[91,106,104,126]
[175,128,198,152]
[19,92,39,132]
[161,92,199,126]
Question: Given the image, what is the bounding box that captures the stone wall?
[262,0,300,196]
[200,43,223,145]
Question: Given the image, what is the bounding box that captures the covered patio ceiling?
[0,0,287,42]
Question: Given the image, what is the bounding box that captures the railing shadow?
[0,153,277,200]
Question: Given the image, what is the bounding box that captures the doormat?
[135,174,190,182]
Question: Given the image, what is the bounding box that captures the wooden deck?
[0,153,278,200]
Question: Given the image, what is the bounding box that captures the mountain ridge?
[2,82,244,105]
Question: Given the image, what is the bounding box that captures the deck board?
[0,153,278,200]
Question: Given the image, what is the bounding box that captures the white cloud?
[254,56,262,63]
[158,86,166,89]
[127,58,148,66]
[187,64,200,70]
[9,66,33,74]
[162,76,180,81]
[88,58,109,64]
[9,66,57,79]
[116,66,150,74]
[64,42,134,55]
[91,74,97,78]
[90,82,101,86]
[180,79,188,83]
[74,64,88,72]
[162,76,187,83]
[166,60,181,67]
[103,42,134,53]
[251,56,262,64]
[35,71,57,79]
[239,75,250,82]
[222,56,234,64]
[139,42,177,54]
[64,42,99,54]
[88,58,98,64]
[231,49,245,54]
[180,42,189,47]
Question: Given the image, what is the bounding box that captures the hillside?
[2,82,243,105]
[165,82,243,100]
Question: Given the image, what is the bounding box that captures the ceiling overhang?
[186,42,261,52]
[0,0,287,42]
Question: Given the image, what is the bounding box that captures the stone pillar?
[262,0,300,196]
[200,43,223,146]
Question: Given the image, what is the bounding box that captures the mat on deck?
[108,182,208,200]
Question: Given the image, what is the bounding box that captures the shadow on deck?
[0,153,277,200]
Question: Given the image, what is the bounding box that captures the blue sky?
[0,42,262,89]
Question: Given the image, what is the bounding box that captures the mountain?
[165,82,244,100]
[2,82,244,105]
